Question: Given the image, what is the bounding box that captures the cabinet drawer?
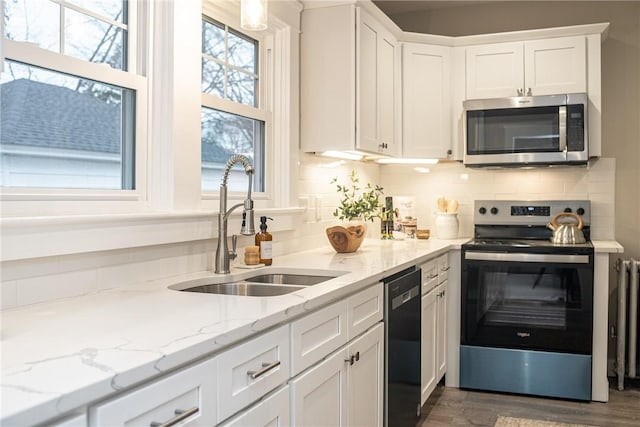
[437,254,450,284]
[50,413,87,427]
[218,385,290,427]
[216,325,290,423]
[348,284,383,339]
[89,358,216,427]
[291,299,349,376]
[420,259,438,294]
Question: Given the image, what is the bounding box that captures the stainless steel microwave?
[463,93,588,167]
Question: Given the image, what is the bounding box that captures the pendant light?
[241,0,268,31]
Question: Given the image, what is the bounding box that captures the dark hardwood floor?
[418,382,640,427]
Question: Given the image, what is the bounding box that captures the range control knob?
[490,207,499,215]
[564,207,573,213]
[479,207,487,215]
[577,207,585,216]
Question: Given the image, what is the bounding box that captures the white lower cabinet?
[436,281,448,380]
[420,280,448,405]
[291,323,384,427]
[219,385,290,427]
[421,288,438,405]
[290,344,349,426]
[347,322,384,427]
[87,284,384,427]
[89,357,216,426]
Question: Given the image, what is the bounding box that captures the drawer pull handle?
[150,407,199,427]
[247,360,281,379]
[441,266,450,272]
[427,274,438,279]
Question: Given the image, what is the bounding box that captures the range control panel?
[474,200,590,226]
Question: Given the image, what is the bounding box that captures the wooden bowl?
[416,229,431,240]
[326,224,366,253]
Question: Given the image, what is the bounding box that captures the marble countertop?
[0,238,465,426]
[0,237,621,425]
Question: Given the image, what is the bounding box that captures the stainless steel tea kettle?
[547,212,586,244]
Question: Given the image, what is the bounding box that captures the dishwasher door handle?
[391,285,420,310]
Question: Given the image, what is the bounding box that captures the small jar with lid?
[244,246,260,265]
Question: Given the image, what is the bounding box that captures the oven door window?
[462,258,593,354]
[466,106,560,154]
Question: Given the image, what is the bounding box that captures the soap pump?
[255,216,273,265]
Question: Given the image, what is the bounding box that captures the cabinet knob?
[517,88,524,96]
[526,87,532,96]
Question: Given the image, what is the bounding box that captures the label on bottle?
[260,241,273,260]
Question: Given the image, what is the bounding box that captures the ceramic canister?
[435,212,459,239]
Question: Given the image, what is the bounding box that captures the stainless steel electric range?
[460,200,594,401]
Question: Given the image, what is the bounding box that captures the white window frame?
[0,0,301,262]
[200,1,291,211]
[0,0,149,216]
[200,14,272,195]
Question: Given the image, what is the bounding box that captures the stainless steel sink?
[182,282,305,296]
[168,268,347,297]
[243,274,336,286]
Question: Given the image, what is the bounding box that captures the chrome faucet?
[215,154,255,274]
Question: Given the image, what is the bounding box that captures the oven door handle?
[464,251,590,264]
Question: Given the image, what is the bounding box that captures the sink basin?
[168,268,348,297]
[182,282,305,296]
[243,274,336,286]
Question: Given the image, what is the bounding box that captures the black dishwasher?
[384,266,422,427]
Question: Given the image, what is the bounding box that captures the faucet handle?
[230,234,238,260]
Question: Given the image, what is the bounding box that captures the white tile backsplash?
[0,157,617,310]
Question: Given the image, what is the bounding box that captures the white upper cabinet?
[301,4,400,156]
[402,43,452,158]
[465,36,587,99]
[524,36,587,96]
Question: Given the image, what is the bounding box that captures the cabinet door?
[357,8,399,156]
[421,290,438,405]
[290,347,349,427]
[466,42,524,99]
[377,25,399,156]
[436,281,448,380]
[402,43,451,158]
[347,323,384,427]
[524,36,586,96]
[357,8,380,153]
[219,385,289,427]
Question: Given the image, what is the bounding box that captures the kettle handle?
[549,212,584,230]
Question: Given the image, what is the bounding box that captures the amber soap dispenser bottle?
[255,216,273,265]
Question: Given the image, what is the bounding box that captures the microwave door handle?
[558,106,567,154]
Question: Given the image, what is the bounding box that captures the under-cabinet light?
[376,158,439,165]
[241,0,268,31]
[320,151,364,161]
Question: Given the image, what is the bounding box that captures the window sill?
[0,207,304,262]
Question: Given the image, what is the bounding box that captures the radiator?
[616,258,640,391]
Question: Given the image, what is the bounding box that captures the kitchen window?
[200,16,269,193]
[1,0,146,192]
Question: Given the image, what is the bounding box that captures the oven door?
[461,250,593,354]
